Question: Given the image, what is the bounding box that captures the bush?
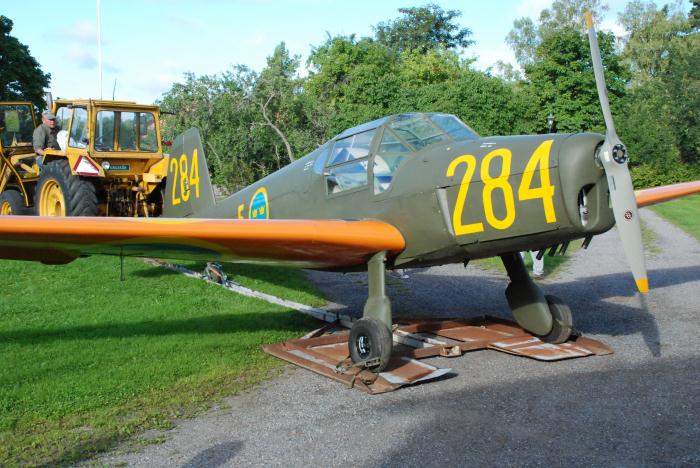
[631,162,700,189]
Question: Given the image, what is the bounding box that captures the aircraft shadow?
[129,266,181,278]
[0,310,314,345]
[375,356,700,466]
[310,265,700,358]
[182,440,244,468]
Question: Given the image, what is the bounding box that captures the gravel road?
[95,209,700,467]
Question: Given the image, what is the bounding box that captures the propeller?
[585,11,648,293]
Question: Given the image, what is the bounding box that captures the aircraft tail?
[163,128,216,218]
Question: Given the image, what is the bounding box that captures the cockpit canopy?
[315,113,478,196]
[336,113,478,146]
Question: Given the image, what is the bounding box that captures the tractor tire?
[0,190,33,215]
[36,160,99,216]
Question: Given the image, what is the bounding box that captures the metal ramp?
[264,316,613,394]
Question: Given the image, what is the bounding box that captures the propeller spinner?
[585,12,648,293]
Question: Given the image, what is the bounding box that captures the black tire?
[0,190,33,215]
[536,295,574,344]
[36,160,99,216]
[348,317,393,372]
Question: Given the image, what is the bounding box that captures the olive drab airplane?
[1,14,699,371]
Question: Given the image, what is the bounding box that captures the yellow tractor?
[0,99,168,216]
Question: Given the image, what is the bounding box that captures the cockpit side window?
[327,129,375,166]
[389,115,447,150]
[374,129,409,194]
[325,129,375,195]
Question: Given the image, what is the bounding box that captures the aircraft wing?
[635,180,700,208]
[0,217,405,268]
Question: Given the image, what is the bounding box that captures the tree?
[618,1,690,83]
[159,69,259,189]
[507,0,608,66]
[373,4,473,54]
[521,27,627,134]
[616,2,699,166]
[0,16,51,109]
[663,31,700,163]
[252,43,302,164]
[690,0,700,30]
[306,35,402,134]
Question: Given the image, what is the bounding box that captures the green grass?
[0,257,324,466]
[650,194,700,242]
[470,242,581,278]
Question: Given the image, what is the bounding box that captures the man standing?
[521,251,545,278]
[32,111,60,164]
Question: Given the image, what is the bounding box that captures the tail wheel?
[349,317,393,372]
[0,190,33,215]
[536,295,574,344]
[36,160,98,216]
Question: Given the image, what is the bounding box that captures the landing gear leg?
[348,250,393,372]
[501,252,573,343]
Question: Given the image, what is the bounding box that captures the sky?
[1,0,677,105]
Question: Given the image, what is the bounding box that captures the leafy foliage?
[521,27,627,134]
[616,2,700,167]
[0,16,50,110]
[507,0,608,66]
[373,4,474,53]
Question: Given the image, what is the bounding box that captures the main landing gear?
[501,252,574,343]
[348,251,575,373]
[348,251,394,372]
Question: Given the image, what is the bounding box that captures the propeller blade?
[585,11,648,293]
[585,12,617,139]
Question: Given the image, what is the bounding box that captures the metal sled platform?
[263,316,613,394]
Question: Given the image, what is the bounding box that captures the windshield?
[0,104,35,147]
[95,110,158,152]
[429,114,478,140]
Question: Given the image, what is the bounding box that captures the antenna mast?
[97,0,103,99]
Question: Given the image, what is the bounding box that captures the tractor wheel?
[36,160,99,216]
[0,190,33,215]
[348,317,393,372]
[536,295,574,344]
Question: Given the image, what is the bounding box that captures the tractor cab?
[0,102,39,214]
[0,102,36,149]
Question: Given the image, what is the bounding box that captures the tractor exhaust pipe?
[45,92,54,112]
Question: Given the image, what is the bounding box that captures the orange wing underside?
[0,217,405,269]
[635,181,700,207]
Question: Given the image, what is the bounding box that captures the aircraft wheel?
[536,295,573,344]
[348,317,392,372]
[36,160,98,216]
[0,190,33,215]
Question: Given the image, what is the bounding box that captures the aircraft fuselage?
[200,114,615,270]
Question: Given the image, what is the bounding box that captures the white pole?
[97,0,103,99]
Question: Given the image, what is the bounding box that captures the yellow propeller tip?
[585,11,593,29]
[636,278,649,294]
